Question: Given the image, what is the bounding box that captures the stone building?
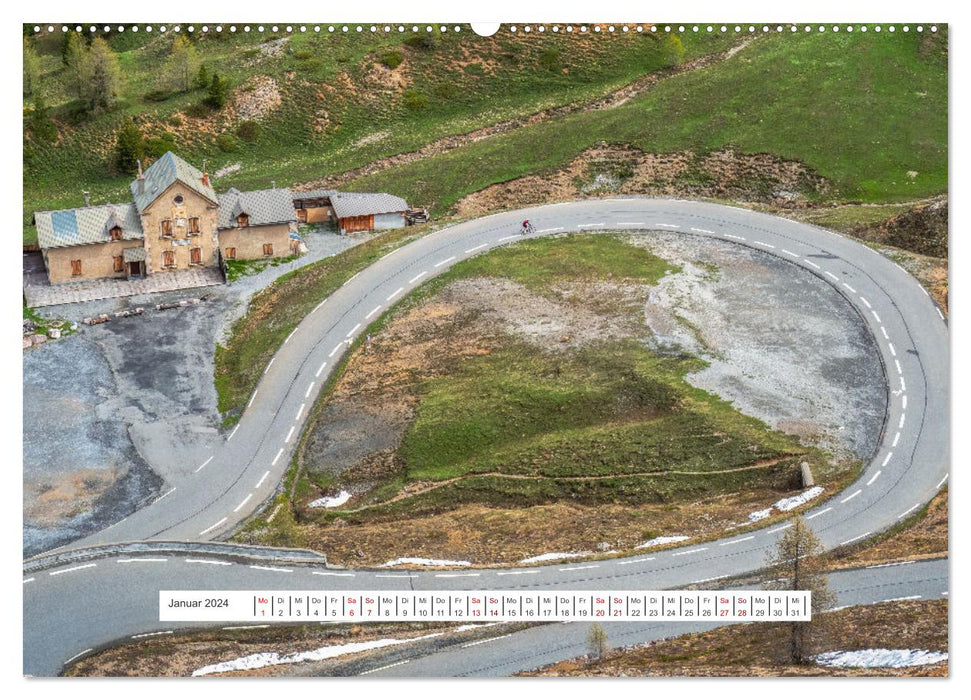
[33,151,410,286]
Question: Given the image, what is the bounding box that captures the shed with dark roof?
[330,192,409,234]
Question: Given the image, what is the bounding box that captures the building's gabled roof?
[34,203,144,250]
[130,151,217,212]
[217,188,297,230]
[292,189,338,201]
[330,192,409,219]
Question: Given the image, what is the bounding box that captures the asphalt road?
[23,199,949,676]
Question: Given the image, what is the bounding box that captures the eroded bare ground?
[289,235,884,567]
[523,599,947,677]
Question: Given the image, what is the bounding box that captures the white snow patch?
[635,536,689,550]
[814,649,948,669]
[380,557,471,567]
[774,486,825,512]
[307,490,353,508]
[192,632,443,676]
[746,486,825,522]
[520,551,591,563]
[214,162,241,178]
[748,508,773,522]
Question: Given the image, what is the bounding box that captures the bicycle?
[520,222,535,235]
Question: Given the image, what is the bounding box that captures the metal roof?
[217,188,297,230]
[130,151,217,212]
[331,192,409,219]
[123,246,147,262]
[34,203,144,250]
[292,189,338,201]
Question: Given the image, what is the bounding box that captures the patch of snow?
[307,490,352,508]
[748,508,773,522]
[814,649,948,669]
[380,557,471,567]
[775,486,825,512]
[192,632,443,676]
[520,551,591,563]
[635,536,689,550]
[453,622,503,633]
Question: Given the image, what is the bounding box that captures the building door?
[127,261,144,279]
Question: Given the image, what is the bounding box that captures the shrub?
[293,49,313,60]
[236,120,261,141]
[204,73,231,109]
[144,89,170,102]
[433,83,458,100]
[168,114,184,127]
[216,133,239,152]
[379,49,403,69]
[402,89,429,110]
[539,47,562,71]
[145,133,177,158]
[185,103,212,118]
[404,32,439,50]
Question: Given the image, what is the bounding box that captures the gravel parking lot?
[23,229,370,556]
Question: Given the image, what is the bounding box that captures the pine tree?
[85,37,121,113]
[114,119,144,174]
[63,31,89,100]
[166,35,200,93]
[763,516,836,665]
[27,96,58,143]
[195,63,210,90]
[204,73,230,109]
[586,623,609,662]
[23,37,41,96]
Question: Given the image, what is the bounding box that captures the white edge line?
[937,474,949,489]
[194,456,214,473]
[897,504,920,519]
[154,487,176,503]
[227,424,240,441]
[264,357,275,373]
[65,649,93,664]
[199,517,228,536]
[49,563,97,576]
[840,489,862,504]
[805,508,832,520]
[247,389,258,408]
[311,571,355,577]
[233,493,253,513]
[186,559,232,566]
[250,565,293,573]
[117,557,168,564]
[839,532,871,546]
[618,557,655,565]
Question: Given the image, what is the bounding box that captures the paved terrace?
[24,268,225,308]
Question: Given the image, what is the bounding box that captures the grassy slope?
[305,234,818,521]
[23,27,738,244]
[345,30,947,211]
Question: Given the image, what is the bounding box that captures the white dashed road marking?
[656,223,679,229]
[272,448,284,466]
[462,634,512,649]
[768,524,792,534]
[618,557,656,565]
[888,342,896,356]
[132,630,173,639]
[65,649,93,664]
[186,559,232,566]
[538,227,564,233]
[154,487,176,503]
[880,326,889,339]
[754,241,775,249]
[897,504,920,519]
[690,227,714,234]
[346,323,361,338]
[434,256,456,267]
[866,561,914,570]
[806,508,832,520]
[804,259,821,269]
[199,518,227,536]
[194,456,214,473]
[284,328,297,344]
[867,470,882,486]
[256,470,271,489]
[937,308,945,320]
[233,494,253,512]
[724,234,745,241]
[361,660,410,675]
[285,426,295,443]
[578,223,605,228]
[312,571,355,577]
[250,565,292,574]
[840,532,871,546]
[465,244,488,253]
[617,221,645,226]
[305,382,315,398]
[937,474,948,489]
[840,489,862,504]
[315,362,327,378]
[672,548,708,556]
[23,578,34,584]
[859,296,872,308]
[247,390,258,408]
[387,287,404,301]
[899,413,906,429]
[871,310,881,323]
[559,565,599,571]
[409,271,428,284]
[718,536,755,546]
[296,403,305,421]
[264,358,275,373]
[895,359,903,375]
[825,271,839,281]
[117,558,168,564]
[496,570,539,576]
[435,573,480,578]
[843,283,857,293]
[892,432,900,447]
[882,452,893,467]
[781,249,799,257]
[365,305,382,319]
[329,344,343,358]
[227,425,240,441]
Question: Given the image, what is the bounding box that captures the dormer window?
[109,225,122,241]
[237,214,250,228]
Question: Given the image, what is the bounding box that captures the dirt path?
[296,38,757,191]
[330,455,795,514]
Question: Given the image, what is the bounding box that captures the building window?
[160,219,173,237]
[224,247,237,260]
[190,247,202,265]
[263,243,273,257]
[237,214,250,228]
[113,255,124,273]
[70,259,82,277]
[109,226,122,241]
[162,250,175,268]
[188,217,200,234]
[174,194,184,205]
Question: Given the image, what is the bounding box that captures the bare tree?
[63,31,89,100]
[586,623,609,662]
[763,515,836,664]
[165,35,200,93]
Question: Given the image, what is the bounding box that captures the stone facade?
[44,240,145,284]
[217,222,295,260]
[139,182,220,274]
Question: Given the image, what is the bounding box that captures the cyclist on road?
[521,219,534,235]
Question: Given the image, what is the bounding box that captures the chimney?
[83,190,91,207]
[202,172,210,188]
[136,159,145,195]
